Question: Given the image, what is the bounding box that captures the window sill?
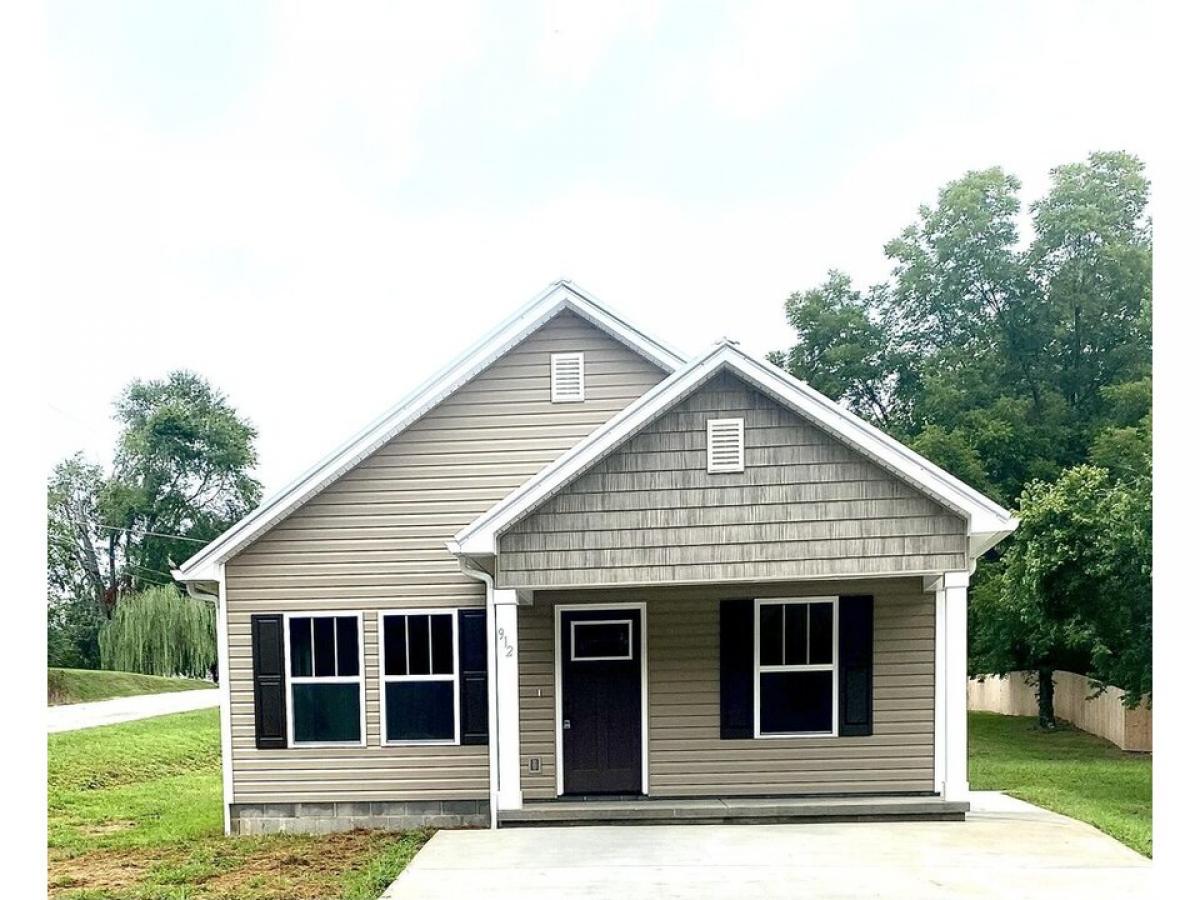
[287,740,367,749]
[382,739,460,747]
[754,731,837,739]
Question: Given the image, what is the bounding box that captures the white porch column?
[493,588,523,811]
[940,570,970,802]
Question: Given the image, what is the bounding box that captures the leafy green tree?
[774,152,1151,505]
[907,426,996,501]
[48,455,111,612]
[1088,377,1152,480]
[1030,151,1152,425]
[772,151,1152,716]
[767,272,914,427]
[47,597,104,669]
[971,467,1151,724]
[885,167,1035,364]
[101,371,262,589]
[48,456,111,667]
[47,371,261,670]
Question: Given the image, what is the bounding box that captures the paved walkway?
[382,792,1150,899]
[47,689,220,733]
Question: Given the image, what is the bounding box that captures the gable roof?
[450,340,1018,562]
[173,280,687,583]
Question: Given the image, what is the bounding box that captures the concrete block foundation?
[230,799,490,834]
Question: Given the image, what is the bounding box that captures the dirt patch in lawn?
[205,832,388,899]
[80,819,137,835]
[50,850,155,895]
[49,830,426,900]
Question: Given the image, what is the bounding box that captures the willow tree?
[99,585,217,679]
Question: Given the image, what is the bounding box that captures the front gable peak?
[174,280,686,583]
[452,343,1018,566]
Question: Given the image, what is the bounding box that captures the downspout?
[183,579,218,604]
[457,554,501,829]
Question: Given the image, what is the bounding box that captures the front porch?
[498,794,968,826]
[488,574,973,818]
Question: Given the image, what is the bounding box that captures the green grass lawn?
[48,667,217,706]
[48,708,430,899]
[969,711,1152,857]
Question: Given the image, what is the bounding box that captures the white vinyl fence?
[967,670,1151,752]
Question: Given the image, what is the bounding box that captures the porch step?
[499,795,969,826]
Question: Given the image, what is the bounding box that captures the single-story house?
[174,280,1017,833]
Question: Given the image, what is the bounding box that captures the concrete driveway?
[47,689,220,733]
[382,792,1149,899]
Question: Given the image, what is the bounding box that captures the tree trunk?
[1036,667,1056,729]
[105,534,119,616]
[73,521,107,614]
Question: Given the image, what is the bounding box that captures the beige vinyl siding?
[224,310,667,804]
[498,372,968,588]
[518,579,934,800]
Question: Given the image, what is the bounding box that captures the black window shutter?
[719,598,754,739]
[458,609,489,745]
[251,614,287,749]
[838,595,874,737]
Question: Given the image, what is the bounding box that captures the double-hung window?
[380,610,459,744]
[285,613,364,746]
[755,598,838,736]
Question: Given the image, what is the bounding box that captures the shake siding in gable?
[497,371,968,589]
[517,579,935,800]
[223,310,667,804]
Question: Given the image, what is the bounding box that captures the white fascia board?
[554,280,688,372]
[969,527,1019,559]
[174,280,686,582]
[172,565,219,585]
[454,343,1018,557]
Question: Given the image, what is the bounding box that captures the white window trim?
[706,417,745,473]
[753,596,839,739]
[550,352,586,403]
[570,618,634,661]
[377,608,461,747]
[283,611,367,749]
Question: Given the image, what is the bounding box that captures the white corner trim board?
[451,341,1018,558]
[493,589,523,811]
[936,571,971,801]
[173,281,686,583]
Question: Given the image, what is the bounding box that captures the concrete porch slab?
[499,793,968,826]
[383,792,1149,899]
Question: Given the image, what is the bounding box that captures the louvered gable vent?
[707,417,745,473]
[550,352,585,402]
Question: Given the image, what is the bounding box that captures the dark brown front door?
[560,608,643,795]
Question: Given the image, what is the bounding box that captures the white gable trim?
[450,342,1018,558]
[174,281,686,582]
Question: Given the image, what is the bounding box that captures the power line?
[67,519,210,544]
[129,563,176,583]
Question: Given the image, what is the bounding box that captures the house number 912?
[497,626,514,657]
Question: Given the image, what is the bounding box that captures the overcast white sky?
[42,0,1153,495]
